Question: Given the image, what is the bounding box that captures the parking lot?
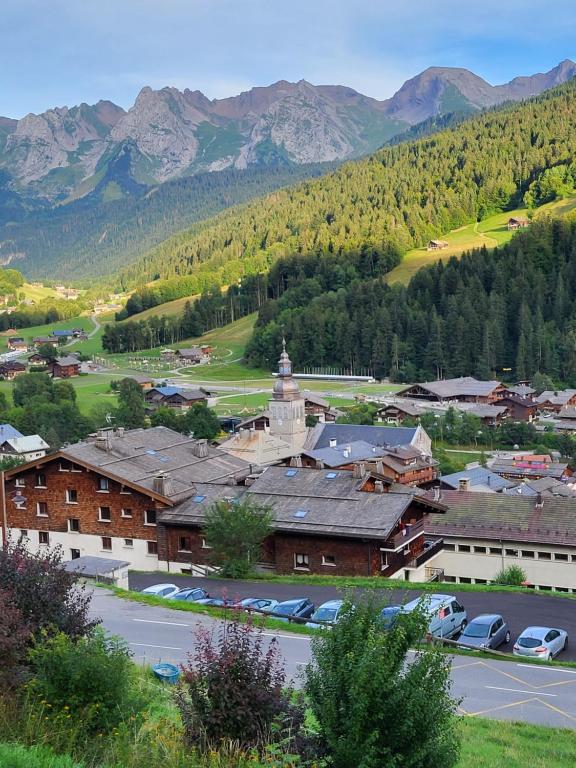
[129,572,576,661]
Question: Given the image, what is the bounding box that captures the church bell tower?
[268,338,308,450]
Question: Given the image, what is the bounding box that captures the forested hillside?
[0,163,334,282]
[246,217,576,384]
[119,81,576,296]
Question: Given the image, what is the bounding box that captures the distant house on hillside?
[0,361,26,380]
[33,336,58,348]
[0,433,49,462]
[507,217,530,230]
[397,377,505,404]
[7,337,26,351]
[50,356,80,378]
[427,239,449,251]
[50,330,73,340]
[144,386,211,412]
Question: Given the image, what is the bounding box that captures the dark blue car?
[169,587,209,602]
[274,598,315,622]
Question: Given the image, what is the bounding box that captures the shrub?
[28,628,142,733]
[493,565,527,586]
[305,597,460,768]
[0,588,31,689]
[0,540,97,639]
[175,615,303,752]
[0,743,84,768]
[203,498,273,578]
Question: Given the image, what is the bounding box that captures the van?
[402,594,467,639]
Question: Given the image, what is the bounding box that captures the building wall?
[431,535,576,591]
[273,533,383,576]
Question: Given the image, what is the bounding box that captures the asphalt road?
[130,572,576,661]
[91,587,576,728]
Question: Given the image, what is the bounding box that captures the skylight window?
[193,495,206,503]
[326,472,338,479]
[294,509,308,518]
[145,449,157,456]
[285,469,298,477]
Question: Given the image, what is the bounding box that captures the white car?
[141,583,180,599]
[513,626,568,661]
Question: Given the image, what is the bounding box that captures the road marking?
[517,664,576,675]
[485,685,557,697]
[133,619,190,627]
[465,697,538,717]
[536,698,576,724]
[130,642,183,651]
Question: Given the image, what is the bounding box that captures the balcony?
[382,518,426,552]
[406,538,444,569]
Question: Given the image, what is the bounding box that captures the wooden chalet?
[50,356,80,378]
[507,217,530,230]
[0,360,26,380]
[498,394,537,422]
[7,337,26,351]
[397,377,505,404]
[427,239,449,251]
[144,386,210,412]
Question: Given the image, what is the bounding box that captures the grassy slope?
[387,196,576,285]
[123,294,200,322]
[0,316,92,351]
[20,283,59,302]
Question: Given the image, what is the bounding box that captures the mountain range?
[2,59,576,205]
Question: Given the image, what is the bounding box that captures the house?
[159,465,447,578]
[490,454,571,482]
[376,401,424,424]
[507,217,530,230]
[439,467,515,493]
[303,421,433,458]
[50,330,73,340]
[50,356,80,378]
[7,337,26,351]
[502,476,576,498]
[125,374,154,390]
[427,240,449,251]
[2,426,251,567]
[28,353,49,365]
[144,386,210,412]
[535,390,576,413]
[33,336,58,348]
[0,360,26,380]
[497,395,537,422]
[175,347,210,365]
[503,384,536,399]
[453,402,509,427]
[423,489,576,591]
[397,377,505,404]
[0,433,49,462]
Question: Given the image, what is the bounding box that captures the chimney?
[193,439,209,458]
[375,460,384,475]
[433,485,442,502]
[116,427,125,438]
[290,455,302,468]
[535,492,544,508]
[374,480,384,494]
[152,471,172,496]
[315,459,324,470]
[244,475,256,487]
[353,462,366,479]
[458,478,471,493]
[329,437,337,448]
[95,429,113,452]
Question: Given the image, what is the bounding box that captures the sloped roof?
[303,440,391,467]
[148,386,207,400]
[440,467,514,492]
[4,435,49,453]
[399,377,501,399]
[502,477,576,498]
[306,423,419,452]
[506,384,536,397]
[424,489,576,546]
[54,356,80,367]
[455,403,508,418]
[491,457,568,479]
[536,390,576,406]
[0,424,23,440]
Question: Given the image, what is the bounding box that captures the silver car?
[513,626,568,661]
[457,614,510,650]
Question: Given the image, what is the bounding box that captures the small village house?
[427,239,449,251]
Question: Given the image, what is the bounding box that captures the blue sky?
[2,0,575,118]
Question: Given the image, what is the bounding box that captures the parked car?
[513,626,568,660]
[237,598,279,612]
[380,605,402,630]
[274,598,315,622]
[457,614,510,650]
[195,598,236,607]
[169,587,210,602]
[141,583,180,599]
[306,599,345,628]
[402,594,467,639]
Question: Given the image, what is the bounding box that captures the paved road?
[130,572,576,661]
[91,588,576,728]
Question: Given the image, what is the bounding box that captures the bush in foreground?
[493,565,527,586]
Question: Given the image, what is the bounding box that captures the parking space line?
[130,642,183,650]
[466,697,538,717]
[483,663,539,689]
[536,698,576,724]
[133,619,190,627]
[451,661,484,670]
[262,632,310,641]
[517,664,576,675]
[485,685,557,697]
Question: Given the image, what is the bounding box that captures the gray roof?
[502,477,576,498]
[557,407,576,420]
[306,423,419,452]
[536,390,576,406]
[490,457,568,480]
[506,385,536,397]
[303,392,330,408]
[440,467,515,492]
[62,556,130,577]
[399,377,501,399]
[455,403,508,418]
[159,483,244,524]
[303,440,392,467]
[61,426,251,502]
[54,356,80,367]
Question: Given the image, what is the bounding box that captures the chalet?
[0,433,49,462]
[535,390,576,413]
[125,374,154,390]
[303,421,433,458]
[427,239,449,251]
[144,386,210,412]
[497,395,537,422]
[439,467,515,493]
[7,337,26,351]
[50,330,73,340]
[28,353,48,365]
[376,401,423,424]
[503,384,536,399]
[33,336,58,348]
[454,402,509,426]
[397,377,505,404]
[2,426,251,568]
[50,356,80,378]
[502,476,576,498]
[490,454,571,482]
[423,489,576,591]
[175,347,210,365]
[0,360,26,380]
[507,217,530,230]
[159,465,447,578]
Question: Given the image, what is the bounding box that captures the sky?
[2,0,576,118]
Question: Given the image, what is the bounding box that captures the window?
[179,536,192,552]
[124,539,133,548]
[521,550,534,558]
[489,547,502,555]
[101,537,112,551]
[20,529,27,538]
[201,538,212,549]
[15,478,25,488]
[193,495,206,503]
[555,552,569,561]
[39,531,49,545]
[147,541,158,556]
[120,485,131,495]
[443,543,456,551]
[380,551,388,569]
[294,553,309,570]
[121,508,132,518]
[457,544,470,552]
[68,518,80,532]
[66,489,78,504]
[97,477,109,492]
[70,548,81,560]
[538,551,552,560]
[322,554,336,567]
[35,472,46,488]
[98,507,111,522]
[285,469,298,477]
[36,501,48,517]
[473,546,486,554]
[59,460,72,472]
[505,548,518,557]
[144,509,157,526]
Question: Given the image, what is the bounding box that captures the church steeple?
[272,338,301,401]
